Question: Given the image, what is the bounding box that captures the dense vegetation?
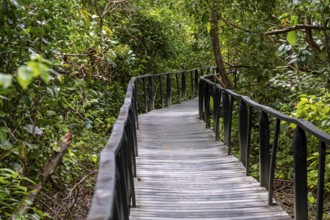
[0,0,329,219]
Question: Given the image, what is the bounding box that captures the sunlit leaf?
[290,15,298,26]
[40,71,50,84]
[23,124,43,135]
[0,73,13,89]
[17,66,33,89]
[287,31,297,46]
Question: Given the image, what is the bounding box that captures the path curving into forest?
[129,98,290,220]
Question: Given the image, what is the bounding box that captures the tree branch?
[218,16,259,33]
[265,24,330,35]
[64,170,97,200]
[11,131,72,219]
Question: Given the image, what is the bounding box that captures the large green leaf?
[17,66,33,89]
[287,30,297,46]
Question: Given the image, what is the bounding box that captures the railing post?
[133,83,139,130]
[222,91,233,154]
[159,75,164,108]
[246,106,253,175]
[117,150,129,220]
[198,79,204,120]
[239,100,248,167]
[190,71,194,98]
[143,78,148,113]
[175,73,180,101]
[182,71,186,100]
[316,141,326,220]
[204,81,210,128]
[268,118,280,205]
[166,74,172,106]
[124,119,136,207]
[213,88,221,140]
[259,111,270,189]
[293,126,308,220]
[195,69,199,96]
[148,77,154,111]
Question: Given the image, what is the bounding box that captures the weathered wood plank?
[130,98,291,219]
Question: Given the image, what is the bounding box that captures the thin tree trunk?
[210,6,234,89]
[11,131,72,219]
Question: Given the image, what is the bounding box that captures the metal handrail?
[87,78,138,220]
[199,74,329,220]
[87,67,215,220]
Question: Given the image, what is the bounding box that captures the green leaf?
[0,127,8,141]
[287,31,297,46]
[308,192,315,204]
[40,71,50,84]
[17,66,33,89]
[0,140,13,150]
[290,15,298,26]
[209,96,214,111]
[0,111,7,117]
[300,97,308,103]
[0,73,13,89]
[57,74,65,83]
[206,22,211,33]
[278,44,286,52]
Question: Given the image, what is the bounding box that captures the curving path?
[129,98,291,220]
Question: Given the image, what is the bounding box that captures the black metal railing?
[87,68,213,220]
[199,74,330,220]
[86,78,138,220]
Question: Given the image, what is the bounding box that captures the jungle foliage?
[0,0,329,219]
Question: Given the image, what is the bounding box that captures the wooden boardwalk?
[130,99,291,220]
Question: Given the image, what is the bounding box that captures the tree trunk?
[11,131,72,219]
[210,6,234,89]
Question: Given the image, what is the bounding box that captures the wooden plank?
[130,98,291,219]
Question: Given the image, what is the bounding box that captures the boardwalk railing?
[87,67,329,220]
[86,78,138,219]
[87,68,213,220]
[199,74,330,220]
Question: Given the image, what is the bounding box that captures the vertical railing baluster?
[195,69,199,96]
[175,73,180,101]
[198,80,204,120]
[122,135,130,209]
[143,78,147,113]
[259,111,270,189]
[133,83,139,130]
[166,74,171,106]
[190,71,194,98]
[204,82,210,128]
[115,169,123,220]
[223,91,233,154]
[214,88,221,140]
[132,109,138,158]
[113,189,119,220]
[293,126,308,220]
[246,106,253,175]
[239,100,248,167]
[159,75,164,108]
[316,141,326,220]
[124,124,136,208]
[211,86,216,132]
[268,118,280,205]
[148,77,154,111]
[117,151,129,220]
[182,71,186,100]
